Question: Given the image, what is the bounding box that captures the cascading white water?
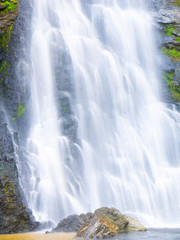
[23,0,180,227]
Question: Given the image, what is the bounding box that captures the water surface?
[1,230,180,240]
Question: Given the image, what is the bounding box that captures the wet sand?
[0,232,76,240]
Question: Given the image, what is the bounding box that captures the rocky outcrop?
[152,0,180,102]
[52,207,146,238]
[52,213,94,233]
[0,111,38,234]
[0,0,39,234]
[0,0,19,83]
[0,162,37,234]
[0,0,19,34]
[77,208,146,238]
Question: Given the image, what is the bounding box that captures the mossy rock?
[77,208,146,238]
[0,0,19,35]
[0,160,38,233]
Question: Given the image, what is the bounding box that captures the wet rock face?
[52,215,85,233]
[0,0,39,234]
[53,207,146,238]
[0,112,37,234]
[0,173,37,234]
[152,0,180,103]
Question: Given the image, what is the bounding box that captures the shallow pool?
[1,229,180,240]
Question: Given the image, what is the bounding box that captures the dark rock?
[0,0,39,234]
[52,212,94,233]
[0,173,38,234]
[52,215,84,233]
[0,116,39,233]
[0,4,7,10]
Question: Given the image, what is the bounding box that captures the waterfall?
[22,0,180,227]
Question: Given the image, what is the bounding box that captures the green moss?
[0,25,13,51]
[173,0,180,7]
[17,104,25,118]
[13,104,26,120]
[163,25,175,37]
[163,71,180,102]
[0,0,18,14]
[176,36,180,43]
[162,46,180,62]
[0,60,10,83]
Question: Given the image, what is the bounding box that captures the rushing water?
[21,0,180,227]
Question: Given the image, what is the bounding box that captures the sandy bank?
[0,232,76,240]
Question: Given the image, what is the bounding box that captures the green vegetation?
[0,25,13,51]
[13,104,26,120]
[176,36,180,42]
[0,0,18,14]
[173,0,180,7]
[163,25,175,37]
[162,46,180,62]
[0,60,10,82]
[17,104,25,118]
[163,71,180,102]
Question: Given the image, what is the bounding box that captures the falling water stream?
[22,0,180,228]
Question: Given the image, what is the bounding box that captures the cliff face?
[152,0,180,102]
[0,0,179,234]
[0,0,38,234]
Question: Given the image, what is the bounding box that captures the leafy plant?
[173,0,180,7]
[162,46,180,62]
[1,0,18,13]
[13,104,26,120]
[163,25,174,37]
[163,71,180,102]
[17,104,25,118]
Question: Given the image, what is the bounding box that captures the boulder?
[52,213,94,233]
[52,215,84,233]
[125,216,147,232]
[77,208,146,238]
[52,207,146,238]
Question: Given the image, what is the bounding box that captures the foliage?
[17,104,25,118]
[162,46,180,62]
[13,104,26,120]
[176,36,180,43]
[173,0,180,7]
[163,25,174,37]
[0,25,13,51]
[0,0,18,14]
[163,71,180,102]
[0,60,10,83]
